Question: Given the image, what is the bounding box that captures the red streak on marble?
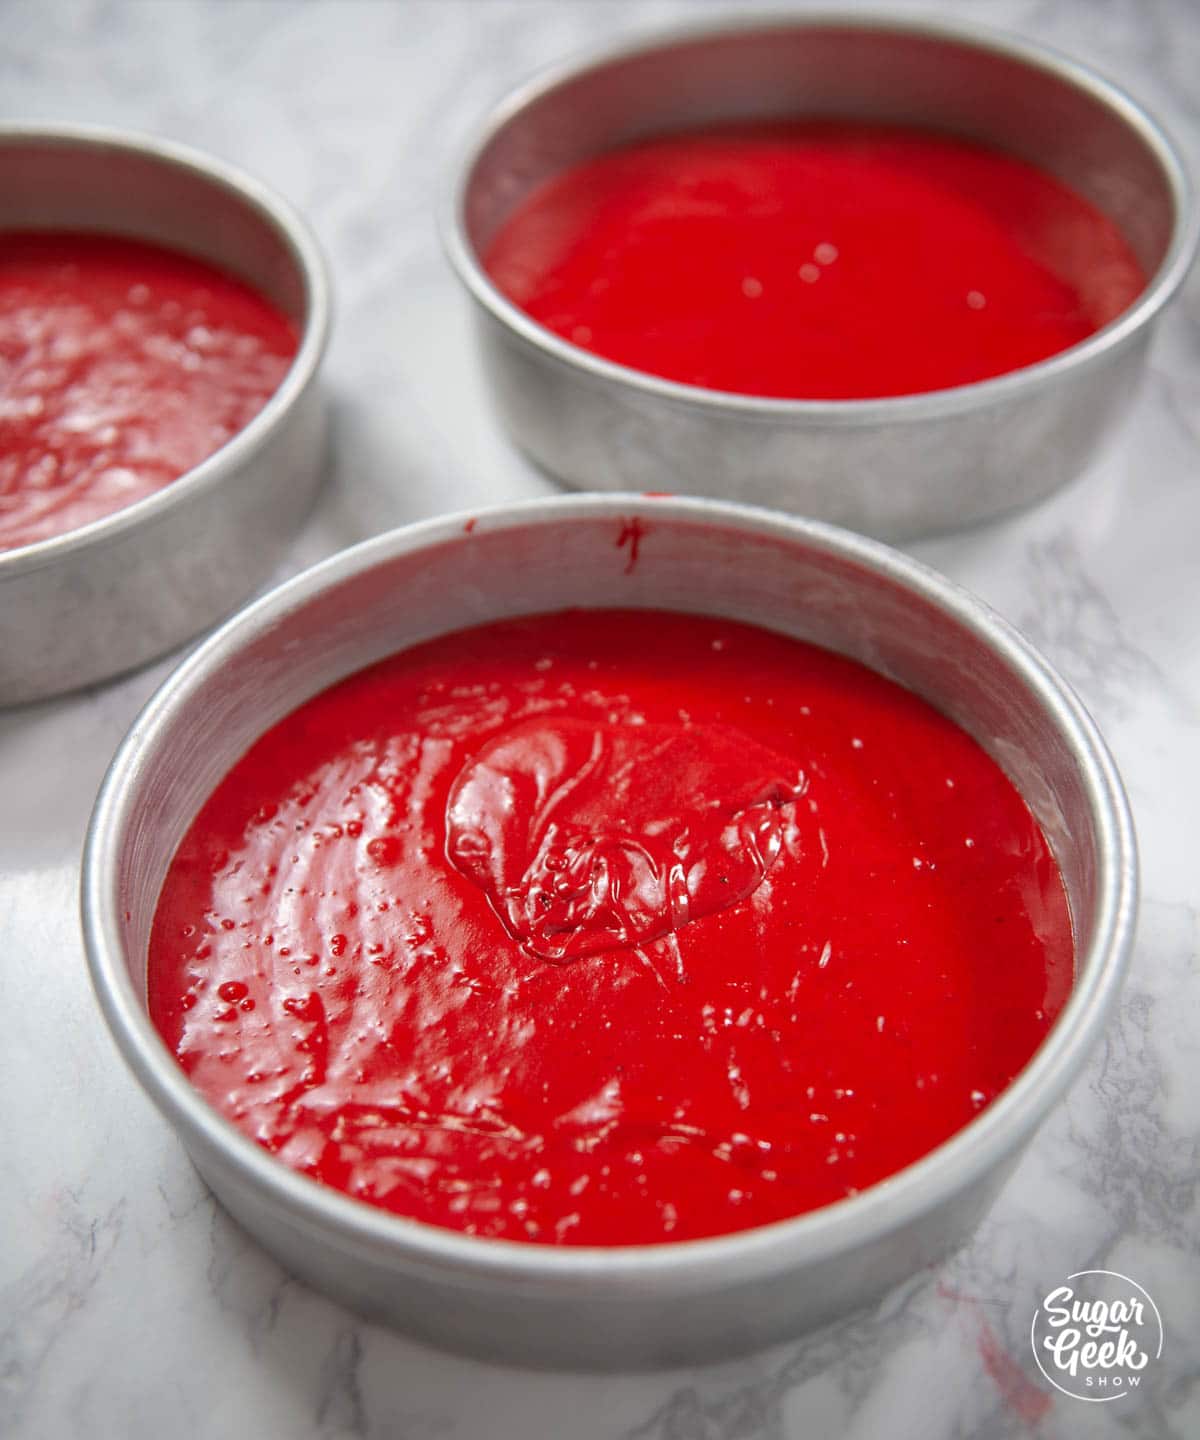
[979,1313,1054,1424]
[938,1282,1054,1425]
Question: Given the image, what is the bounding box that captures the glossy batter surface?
[0,231,297,550]
[484,121,1146,399]
[149,611,1073,1245]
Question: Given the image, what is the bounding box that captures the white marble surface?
[2,1,1198,1435]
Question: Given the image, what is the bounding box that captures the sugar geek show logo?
[1031,1270,1163,1402]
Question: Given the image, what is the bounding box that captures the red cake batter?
[484,121,1146,399]
[149,610,1072,1246]
[0,232,297,550]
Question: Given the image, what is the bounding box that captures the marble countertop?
[2,1,1198,1436]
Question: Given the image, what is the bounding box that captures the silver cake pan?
[83,495,1136,1368]
[446,15,1197,540]
[0,124,331,706]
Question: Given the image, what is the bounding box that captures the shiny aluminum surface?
[0,124,331,706]
[82,495,1136,1369]
[446,15,1197,541]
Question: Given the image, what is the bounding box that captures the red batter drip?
[0,231,297,550]
[484,121,1146,399]
[149,610,1072,1246]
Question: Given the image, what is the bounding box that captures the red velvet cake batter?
[149,610,1072,1246]
[0,232,297,550]
[484,121,1146,399]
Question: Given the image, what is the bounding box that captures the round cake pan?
[0,124,331,706]
[446,15,1197,541]
[83,495,1136,1369]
